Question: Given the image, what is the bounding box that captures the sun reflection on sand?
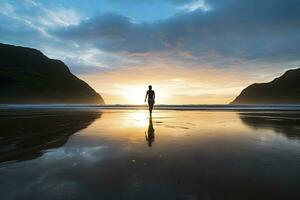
[84,110,249,147]
[127,111,149,127]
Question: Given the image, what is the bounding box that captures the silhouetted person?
[145,85,155,116]
[145,117,155,147]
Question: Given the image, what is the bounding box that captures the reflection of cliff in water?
[0,109,101,163]
[239,112,300,140]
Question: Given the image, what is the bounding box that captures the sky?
[1,0,300,104]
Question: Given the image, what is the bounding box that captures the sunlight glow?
[127,111,148,127]
[121,85,146,104]
[119,85,169,104]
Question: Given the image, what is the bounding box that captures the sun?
[119,84,169,104]
[120,85,147,104]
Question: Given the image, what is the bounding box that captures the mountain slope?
[0,43,104,104]
[231,68,300,104]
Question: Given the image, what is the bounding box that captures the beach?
[1,107,300,199]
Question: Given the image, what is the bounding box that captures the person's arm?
[153,91,155,100]
[145,91,148,102]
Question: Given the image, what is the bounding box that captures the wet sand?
[0,109,300,199]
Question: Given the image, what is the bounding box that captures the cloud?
[105,0,196,5]
[2,0,300,79]
[39,8,82,27]
[0,0,82,41]
[54,0,300,66]
[54,13,165,53]
[178,0,211,12]
[3,0,300,72]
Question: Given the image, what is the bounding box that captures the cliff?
[0,43,104,104]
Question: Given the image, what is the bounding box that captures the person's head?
[148,85,152,90]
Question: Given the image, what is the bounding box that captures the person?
[145,85,155,116]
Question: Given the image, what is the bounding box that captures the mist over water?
[0,108,300,199]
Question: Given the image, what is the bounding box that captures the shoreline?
[1,104,300,111]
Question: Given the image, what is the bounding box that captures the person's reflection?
[145,117,155,147]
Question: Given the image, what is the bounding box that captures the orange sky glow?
[79,64,284,105]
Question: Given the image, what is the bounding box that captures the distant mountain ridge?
[231,68,300,104]
[0,43,104,104]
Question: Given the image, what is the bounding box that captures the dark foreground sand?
[0,108,300,199]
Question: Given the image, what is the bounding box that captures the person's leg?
[149,103,153,116]
[148,102,151,115]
